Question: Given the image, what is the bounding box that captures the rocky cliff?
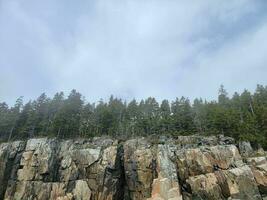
[0,135,266,200]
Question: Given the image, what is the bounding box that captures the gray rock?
[1,136,267,200]
[239,141,254,157]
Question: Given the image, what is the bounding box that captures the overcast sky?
[1,0,267,105]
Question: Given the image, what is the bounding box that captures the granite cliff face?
[0,135,267,200]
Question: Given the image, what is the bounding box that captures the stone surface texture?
[0,135,266,200]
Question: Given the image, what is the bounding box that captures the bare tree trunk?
[8,126,14,142]
[249,101,255,116]
[29,126,35,138]
[45,124,49,135]
[57,127,61,138]
[239,107,244,123]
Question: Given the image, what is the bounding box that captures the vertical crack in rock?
[0,148,11,199]
[123,138,156,200]
[99,142,122,199]
[113,142,127,200]
[0,141,26,200]
[43,139,60,183]
[51,140,61,183]
[96,140,129,200]
[175,150,192,199]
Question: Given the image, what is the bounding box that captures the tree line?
[0,85,267,148]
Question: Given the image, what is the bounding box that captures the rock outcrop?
[0,135,266,200]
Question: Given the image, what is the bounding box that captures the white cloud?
[0,0,267,104]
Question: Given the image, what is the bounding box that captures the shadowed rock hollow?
[0,135,267,200]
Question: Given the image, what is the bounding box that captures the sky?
[1,0,267,105]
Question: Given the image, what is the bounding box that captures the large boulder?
[72,180,91,200]
[176,144,262,200]
[186,165,263,200]
[239,141,254,157]
[176,145,243,182]
[187,173,224,200]
[222,165,262,200]
[148,178,182,200]
[247,156,267,196]
[247,157,267,166]
[251,165,267,195]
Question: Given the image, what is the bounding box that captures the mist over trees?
[1,85,267,148]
